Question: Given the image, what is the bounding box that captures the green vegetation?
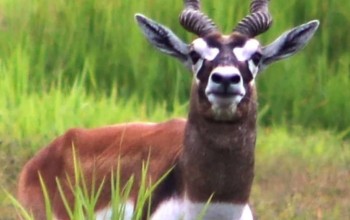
[0,0,349,219]
[0,0,349,130]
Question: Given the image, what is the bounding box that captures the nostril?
[211,73,223,84]
[211,73,241,85]
[230,75,241,84]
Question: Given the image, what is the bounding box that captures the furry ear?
[135,14,191,69]
[260,20,319,69]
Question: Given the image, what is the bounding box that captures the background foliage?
[0,0,349,130]
[0,0,349,219]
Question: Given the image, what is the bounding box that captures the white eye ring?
[248,60,259,77]
[192,38,219,61]
[192,59,204,75]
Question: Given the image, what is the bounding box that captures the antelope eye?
[251,52,262,65]
[189,50,201,64]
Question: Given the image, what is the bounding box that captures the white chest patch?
[151,197,253,220]
[95,201,134,220]
[184,201,253,220]
[233,39,260,62]
[151,197,184,220]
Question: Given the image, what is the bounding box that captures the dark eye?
[251,52,262,65]
[189,50,201,64]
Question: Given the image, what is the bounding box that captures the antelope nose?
[211,73,241,86]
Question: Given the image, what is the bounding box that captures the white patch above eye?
[233,39,260,62]
[192,38,219,61]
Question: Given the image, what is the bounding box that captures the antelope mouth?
[206,91,244,108]
[209,91,244,98]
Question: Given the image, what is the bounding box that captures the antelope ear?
[260,20,319,69]
[135,14,191,69]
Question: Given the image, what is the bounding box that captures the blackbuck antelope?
[18,0,319,219]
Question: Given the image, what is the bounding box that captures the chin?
[210,103,239,121]
[206,95,243,121]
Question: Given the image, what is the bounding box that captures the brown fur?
[17,81,258,219]
[17,119,185,219]
[179,81,257,203]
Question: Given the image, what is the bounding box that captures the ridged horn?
[233,0,273,37]
[179,0,218,36]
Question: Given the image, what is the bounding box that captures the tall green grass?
[9,152,171,220]
[0,53,185,153]
[0,0,348,131]
[7,125,350,219]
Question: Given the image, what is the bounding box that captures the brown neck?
[179,82,257,203]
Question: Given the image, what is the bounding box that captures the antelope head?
[136,0,319,121]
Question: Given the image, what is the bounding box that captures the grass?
[0,0,348,129]
[5,122,350,219]
[8,151,160,220]
[0,0,349,219]
[254,128,350,219]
